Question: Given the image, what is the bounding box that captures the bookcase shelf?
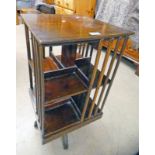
[44,100,80,136]
[45,72,88,102]
[29,57,58,72]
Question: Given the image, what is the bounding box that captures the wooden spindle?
[81,43,86,56]
[88,39,113,118]
[81,40,102,122]
[33,36,43,127]
[94,37,121,115]
[100,36,129,112]
[49,46,53,57]
[79,44,82,54]
[85,43,89,57]
[24,25,33,89]
[38,44,45,136]
[31,35,39,115]
[90,44,93,58]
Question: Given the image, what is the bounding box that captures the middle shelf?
[29,50,111,110]
[44,67,88,103]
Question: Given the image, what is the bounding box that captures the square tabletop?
[22,14,134,45]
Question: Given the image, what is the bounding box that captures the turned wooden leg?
[62,134,68,150]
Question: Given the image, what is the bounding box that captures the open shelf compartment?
[44,99,80,136]
[75,57,111,88]
[44,66,88,103]
[29,57,59,72]
[50,53,111,89]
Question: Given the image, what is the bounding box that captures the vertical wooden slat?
[32,35,43,131]
[38,44,45,138]
[88,39,113,118]
[94,37,121,115]
[43,46,46,58]
[90,44,93,58]
[24,24,33,89]
[24,25,31,60]
[81,43,86,56]
[32,35,40,116]
[100,36,129,111]
[78,44,82,54]
[49,46,53,57]
[81,40,103,122]
[85,43,89,57]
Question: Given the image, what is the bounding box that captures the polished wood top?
[22,14,134,45]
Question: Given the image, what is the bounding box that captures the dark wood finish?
[44,111,103,143]
[21,14,133,45]
[56,53,82,63]
[29,57,59,72]
[45,69,88,103]
[45,99,70,110]
[61,44,77,66]
[44,101,80,135]
[75,58,111,88]
[53,55,111,88]
[22,14,134,146]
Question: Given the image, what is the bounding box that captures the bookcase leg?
[34,121,38,129]
[62,134,68,150]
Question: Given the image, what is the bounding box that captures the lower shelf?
[44,100,80,135]
[43,110,103,144]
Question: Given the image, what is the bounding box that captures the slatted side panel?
[80,40,103,121]
[98,36,129,113]
[77,42,95,58]
[80,36,129,121]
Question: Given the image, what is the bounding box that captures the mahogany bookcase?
[22,14,133,149]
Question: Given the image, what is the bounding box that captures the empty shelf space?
[45,72,88,103]
[44,101,80,135]
[29,57,59,72]
[75,58,111,88]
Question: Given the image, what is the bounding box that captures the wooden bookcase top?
[22,14,133,45]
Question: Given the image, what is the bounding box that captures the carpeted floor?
[16,24,139,155]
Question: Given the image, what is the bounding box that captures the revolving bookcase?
[22,14,133,149]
